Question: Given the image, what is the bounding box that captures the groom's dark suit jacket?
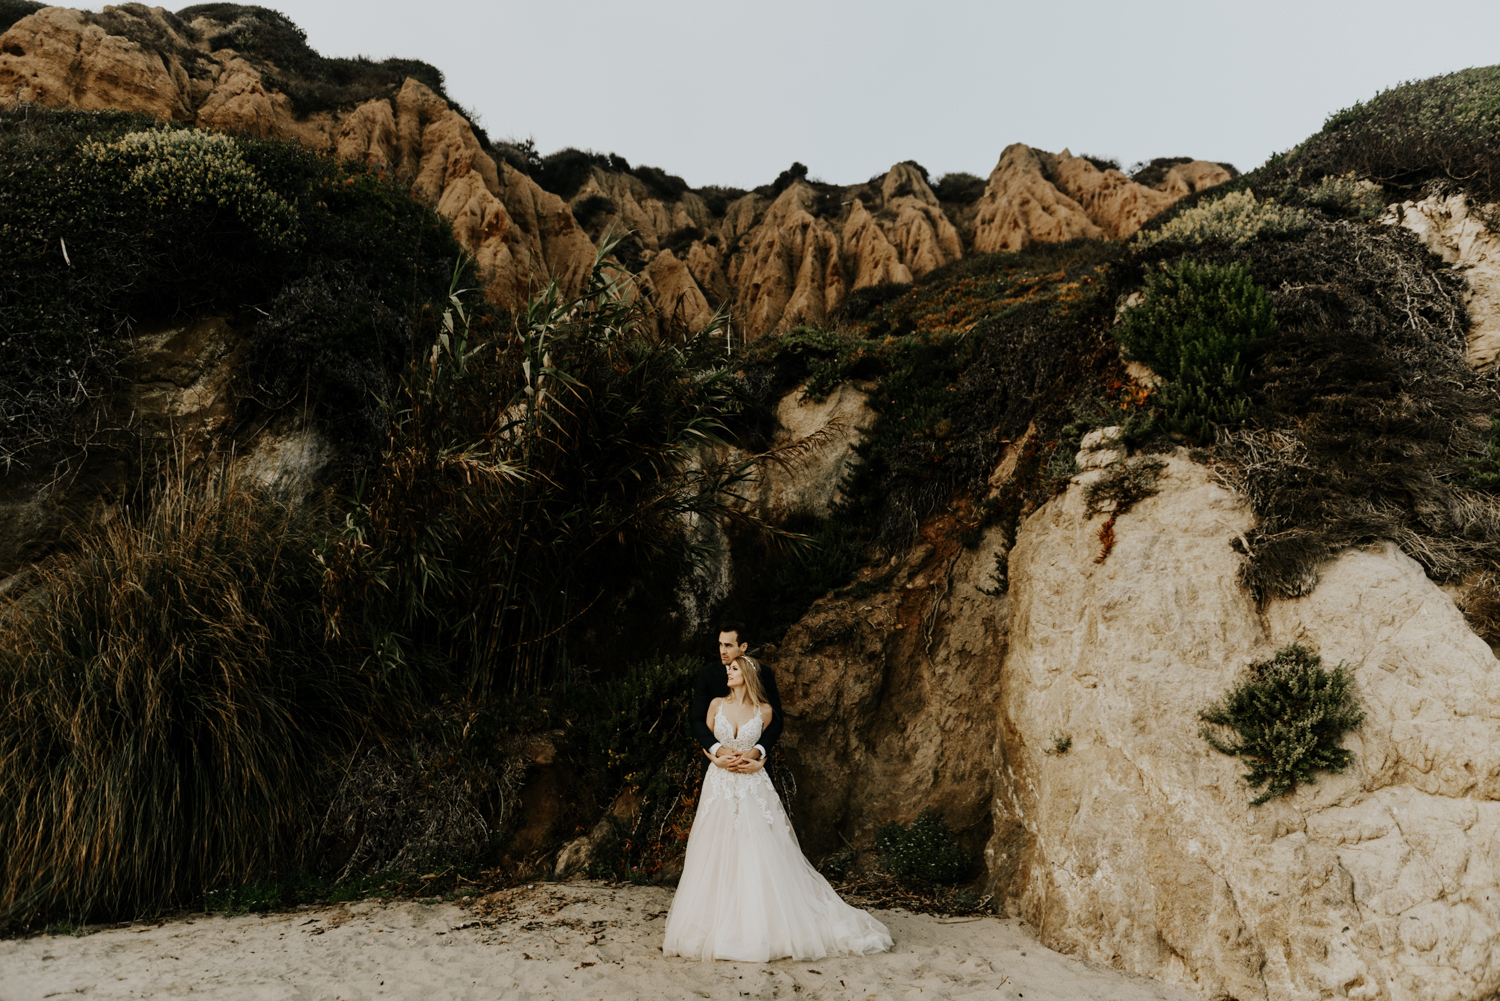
[690,658,785,758]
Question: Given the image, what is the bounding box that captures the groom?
[690,621,784,773]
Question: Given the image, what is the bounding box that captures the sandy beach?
[0,882,1196,1001]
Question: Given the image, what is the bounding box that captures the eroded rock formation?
[0,6,1228,341]
[972,144,1231,252]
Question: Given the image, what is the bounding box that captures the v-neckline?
[718,703,761,739]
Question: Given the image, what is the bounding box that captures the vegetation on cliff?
[0,112,772,923]
[0,106,460,465]
[1200,644,1366,805]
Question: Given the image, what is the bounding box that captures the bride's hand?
[729,755,765,774]
[703,748,736,769]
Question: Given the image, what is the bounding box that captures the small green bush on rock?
[1114,260,1275,439]
[876,808,970,884]
[1134,189,1311,251]
[1199,644,1366,806]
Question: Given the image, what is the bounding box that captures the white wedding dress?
[661,704,892,962]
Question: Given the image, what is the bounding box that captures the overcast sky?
[204,1,1500,189]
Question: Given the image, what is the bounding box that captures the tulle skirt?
[661,764,892,962]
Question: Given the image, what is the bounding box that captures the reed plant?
[323,237,776,701]
[0,469,365,923]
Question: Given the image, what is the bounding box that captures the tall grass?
[324,241,775,699]
[0,470,364,923]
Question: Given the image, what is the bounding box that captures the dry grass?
[0,467,365,924]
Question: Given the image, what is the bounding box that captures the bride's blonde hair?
[733,656,768,707]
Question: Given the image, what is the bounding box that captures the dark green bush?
[586,654,698,800]
[769,162,809,197]
[1269,65,1500,203]
[321,244,766,699]
[1081,153,1120,173]
[1114,260,1274,439]
[0,107,460,463]
[1127,156,1193,187]
[0,0,43,32]
[876,808,971,884]
[573,193,617,229]
[1458,415,1500,491]
[1200,644,1366,806]
[695,185,747,217]
[932,171,986,204]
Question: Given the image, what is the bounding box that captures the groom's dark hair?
[716,620,750,646]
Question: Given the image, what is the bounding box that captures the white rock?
[1076,425,1126,470]
[992,455,1500,1001]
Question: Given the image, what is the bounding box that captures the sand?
[1,882,1196,1000]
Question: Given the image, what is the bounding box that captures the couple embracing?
[661,622,892,962]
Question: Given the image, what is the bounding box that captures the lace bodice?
[713,703,763,752]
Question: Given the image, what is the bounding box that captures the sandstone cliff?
[0,5,1227,340]
[972,144,1231,252]
[769,435,1500,1001]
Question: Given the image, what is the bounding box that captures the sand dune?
[1,883,1195,1001]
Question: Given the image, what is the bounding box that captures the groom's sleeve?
[689,662,718,753]
[757,662,786,758]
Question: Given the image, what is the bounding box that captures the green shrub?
[0,0,42,32]
[1458,415,1500,491]
[322,242,768,698]
[876,808,971,884]
[932,171,986,203]
[1127,156,1193,188]
[1134,189,1311,250]
[0,469,365,923]
[0,106,460,464]
[1271,65,1500,203]
[1199,644,1366,806]
[80,128,301,249]
[586,654,698,799]
[1114,260,1274,439]
[1296,171,1387,220]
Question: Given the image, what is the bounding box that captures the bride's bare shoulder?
[759,702,773,724]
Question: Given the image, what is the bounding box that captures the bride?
[662,655,892,962]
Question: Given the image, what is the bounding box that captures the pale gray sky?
[209,1,1500,189]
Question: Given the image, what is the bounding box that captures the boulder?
[993,453,1500,1001]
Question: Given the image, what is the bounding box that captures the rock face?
[992,454,1500,1001]
[773,514,1010,859]
[0,7,1228,340]
[739,383,876,524]
[972,145,1228,252]
[0,316,327,574]
[1384,193,1500,372]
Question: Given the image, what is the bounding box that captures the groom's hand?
[704,748,741,769]
[729,756,765,774]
